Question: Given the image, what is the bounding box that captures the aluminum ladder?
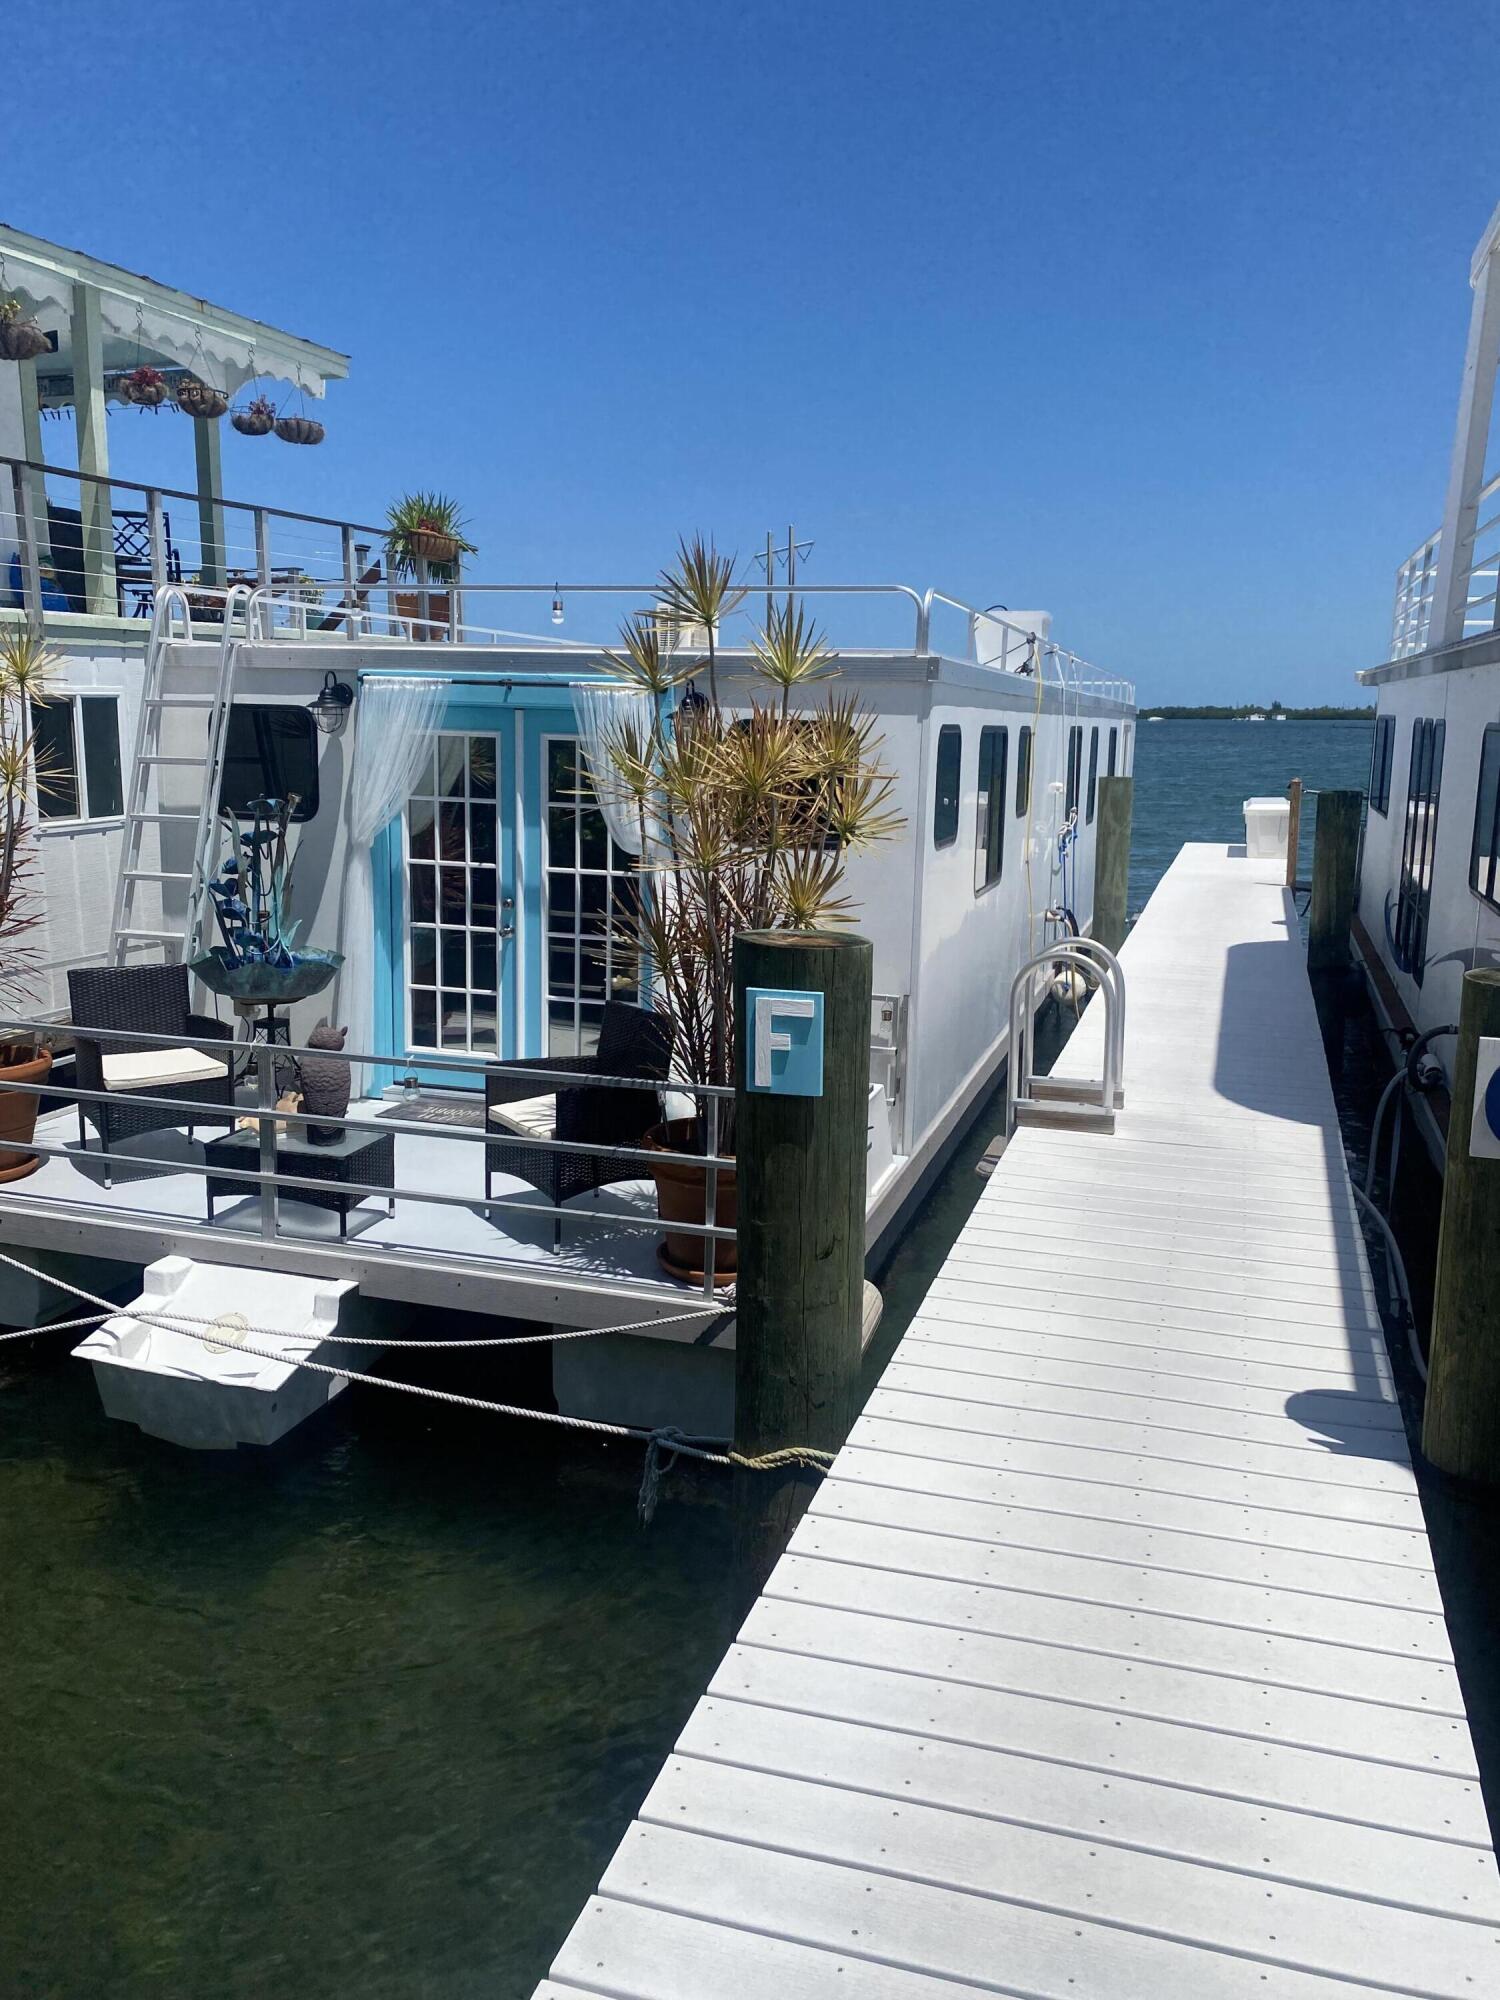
[107,584,250,967]
[1005,935,1126,1136]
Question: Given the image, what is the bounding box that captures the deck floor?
[534,844,1500,1998]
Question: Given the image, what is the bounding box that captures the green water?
[0,718,1379,2000]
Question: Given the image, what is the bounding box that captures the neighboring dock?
[534,842,1499,1999]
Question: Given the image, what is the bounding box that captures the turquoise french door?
[400,723,515,1082]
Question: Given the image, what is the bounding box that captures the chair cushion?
[486,1093,557,1140]
[101,1048,230,1093]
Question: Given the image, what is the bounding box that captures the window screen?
[80,696,123,818]
[1086,727,1100,823]
[975,726,1007,891]
[1065,726,1083,818]
[1107,726,1118,777]
[219,705,320,820]
[1471,722,1500,911]
[1368,714,1395,816]
[34,700,79,820]
[1394,718,1444,983]
[933,725,961,847]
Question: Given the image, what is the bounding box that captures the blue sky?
[8,0,1498,700]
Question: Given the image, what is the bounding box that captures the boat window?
[933,725,962,847]
[1107,726,1118,777]
[975,726,1007,892]
[1086,728,1100,823]
[1065,725,1083,818]
[544,737,640,1057]
[1015,726,1033,817]
[33,693,123,822]
[1368,714,1395,816]
[1471,722,1500,911]
[1394,717,1444,984]
[219,704,319,821]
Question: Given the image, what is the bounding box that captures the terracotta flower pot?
[0,1048,51,1182]
[395,590,452,640]
[645,1117,737,1283]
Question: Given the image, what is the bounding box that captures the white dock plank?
[532,846,1498,1999]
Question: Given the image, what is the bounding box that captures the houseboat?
[0,225,1135,1443]
[1354,199,1500,1171]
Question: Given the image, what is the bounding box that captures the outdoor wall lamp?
[551,586,565,626]
[308,671,355,736]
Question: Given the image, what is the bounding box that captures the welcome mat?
[376,1099,484,1129]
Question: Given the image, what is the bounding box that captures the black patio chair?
[484,1000,672,1249]
[68,964,236,1187]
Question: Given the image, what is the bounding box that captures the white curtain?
[571,684,657,857]
[336,676,450,1092]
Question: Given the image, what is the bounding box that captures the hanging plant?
[176,374,230,420]
[121,365,169,409]
[0,298,49,364]
[385,491,477,579]
[274,414,325,446]
[231,394,277,437]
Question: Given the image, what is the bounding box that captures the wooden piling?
[1306,788,1361,973]
[1094,775,1133,956]
[1421,969,1500,1482]
[732,929,872,1593]
[1285,777,1303,888]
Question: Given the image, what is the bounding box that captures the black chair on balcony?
[483,1000,672,1249]
[68,965,237,1187]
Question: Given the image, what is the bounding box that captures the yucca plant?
[385,491,477,582]
[593,538,902,1153]
[0,633,55,1028]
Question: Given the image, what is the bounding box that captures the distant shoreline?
[1138,706,1374,722]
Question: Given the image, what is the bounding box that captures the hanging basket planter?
[231,395,277,437]
[176,376,230,420]
[275,415,325,446]
[409,528,462,567]
[120,365,169,408]
[0,301,48,363]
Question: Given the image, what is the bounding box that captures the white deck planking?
[535,843,1499,1998]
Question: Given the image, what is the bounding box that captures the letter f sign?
[747,988,824,1096]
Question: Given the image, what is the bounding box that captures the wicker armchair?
[68,964,236,1186]
[484,1001,672,1248]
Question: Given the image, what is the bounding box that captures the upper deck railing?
[3,454,1134,704]
[1389,465,1500,659]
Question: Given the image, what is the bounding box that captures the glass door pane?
[542,737,639,1056]
[404,731,505,1057]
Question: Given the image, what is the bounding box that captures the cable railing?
[0,1014,736,1301]
[1389,466,1500,659]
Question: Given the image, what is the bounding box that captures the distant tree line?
[1139,702,1375,721]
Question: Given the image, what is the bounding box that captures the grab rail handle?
[1005,937,1126,1137]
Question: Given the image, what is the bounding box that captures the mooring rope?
[0,1251,834,1519]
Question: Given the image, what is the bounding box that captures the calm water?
[0,718,1379,2000]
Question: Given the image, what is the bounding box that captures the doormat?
[377,1099,484,1129]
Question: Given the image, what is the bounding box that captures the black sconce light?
[308,670,354,736]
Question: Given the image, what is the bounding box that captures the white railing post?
[255,1043,279,1241]
[342,523,357,639]
[255,507,272,592]
[147,488,167,591]
[11,463,44,638]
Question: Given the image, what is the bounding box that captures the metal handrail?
[0,453,384,537]
[1005,938,1125,1137]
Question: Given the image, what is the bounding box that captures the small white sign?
[1469,1035,1500,1160]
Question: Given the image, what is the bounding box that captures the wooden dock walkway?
[534,843,1499,1999]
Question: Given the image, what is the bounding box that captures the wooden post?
[1306,789,1361,973]
[1421,969,1500,1481]
[732,928,872,1593]
[1093,774,1132,956]
[1285,777,1303,888]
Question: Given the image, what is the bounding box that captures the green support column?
[69,282,116,617]
[193,413,225,588]
[1094,774,1133,957]
[1307,788,1361,973]
[1421,969,1500,1481]
[732,928,872,1596]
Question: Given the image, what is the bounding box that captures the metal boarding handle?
[1005,941,1125,1137]
[1055,935,1126,1097]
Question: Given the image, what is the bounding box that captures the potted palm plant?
[385,492,477,581]
[0,634,56,1180]
[593,537,901,1280]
